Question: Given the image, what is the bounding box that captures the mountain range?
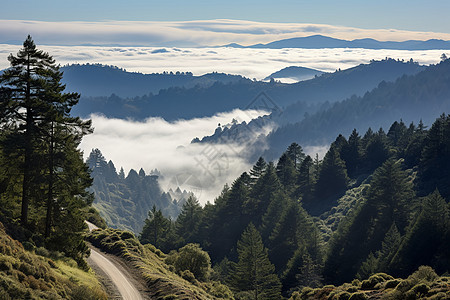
[196,58,450,161]
[224,34,450,50]
[70,59,424,120]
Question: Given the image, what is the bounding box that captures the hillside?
[61,64,246,98]
[87,227,233,299]
[264,66,325,83]
[72,59,424,120]
[264,58,450,159]
[149,114,450,297]
[87,149,186,234]
[0,221,106,299]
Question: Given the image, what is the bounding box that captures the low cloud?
[0,44,445,80]
[80,110,273,204]
[1,19,450,48]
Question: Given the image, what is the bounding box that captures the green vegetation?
[0,36,95,265]
[137,114,450,298]
[87,227,233,299]
[290,266,450,300]
[87,148,185,234]
[0,221,106,299]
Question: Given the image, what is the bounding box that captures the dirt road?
[86,221,144,300]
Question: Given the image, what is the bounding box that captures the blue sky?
[2,0,450,33]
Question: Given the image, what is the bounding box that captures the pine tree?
[390,190,449,276]
[0,37,93,261]
[175,195,203,243]
[341,129,362,177]
[324,159,413,284]
[285,142,305,171]
[230,223,281,299]
[314,144,349,212]
[249,157,267,183]
[276,153,297,193]
[296,155,314,202]
[140,205,171,250]
[0,35,88,226]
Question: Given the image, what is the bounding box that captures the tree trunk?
[45,122,54,238]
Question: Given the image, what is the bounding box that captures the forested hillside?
[87,149,187,234]
[72,59,424,120]
[61,64,246,97]
[265,58,450,160]
[140,114,450,298]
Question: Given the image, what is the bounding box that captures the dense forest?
[1,36,449,299]
[140,114,450,298]
[86,148,187,233]
[71,59,423,120]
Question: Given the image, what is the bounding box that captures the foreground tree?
[0,35,91,227]
[0,36,93,262]
[230,223,281,300]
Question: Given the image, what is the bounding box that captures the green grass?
[289,266,450,300]
[87,227,234,299]
[0,221,107,299]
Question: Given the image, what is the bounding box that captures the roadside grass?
[0,221,107,299]
[87,227,234,299]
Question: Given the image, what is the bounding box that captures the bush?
[180,270,196,283]
[409,266,438,283]
[166,243,211,281]
[385,279,401,289]
[348,292,368,300]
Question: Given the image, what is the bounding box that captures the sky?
[1,1,450,47]
[2,1,450,34]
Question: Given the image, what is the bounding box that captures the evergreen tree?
[175,195,203,243]
[0,37,93,261]
[230,223,281,300]
[390,190,449,276]
[314,144,349,213]
[363,129,390,172]
[0,35,89,227]
[324,159,413,284]
[285,142,305,170]
[249,157,267,183]
[418,114,450,198]
[296,252,323,288]
[276,153,297,193]
[296,155,314,202]
[341,129,362,177]
[140,205,172,250]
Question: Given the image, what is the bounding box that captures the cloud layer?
[80,110,273,204]
[0,44,445,80]
[2,19,450,48]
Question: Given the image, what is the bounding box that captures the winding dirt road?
[86,221,144,300]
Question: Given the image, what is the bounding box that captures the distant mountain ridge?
[61,64,246,98]
[224,34,450,50]
[72,59,424,120]
[264,66,325,82]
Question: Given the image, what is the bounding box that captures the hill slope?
[72,59,424,120]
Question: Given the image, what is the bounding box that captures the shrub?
[180,270,196,283]
[167,243,211,281]
[385,279,401,289]
[348,292,368,300]
[409,266,438,283]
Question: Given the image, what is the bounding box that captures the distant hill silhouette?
[263,58,450,159]
[61,64,246,98]
[224,34,450,50]
[264,66,325,82]
[72,59,424,120]
[194,59,450,160]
